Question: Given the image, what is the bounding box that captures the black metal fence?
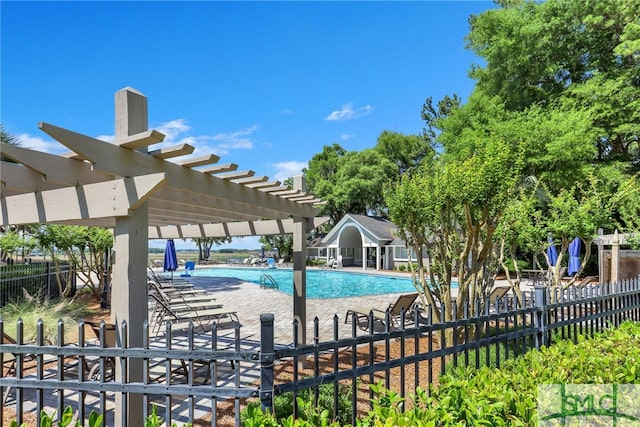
[0,262,76,307]
[1,278,639,427]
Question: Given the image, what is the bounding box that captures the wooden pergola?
[1,87,325,425]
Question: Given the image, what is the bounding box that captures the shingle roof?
[346,214,397,242]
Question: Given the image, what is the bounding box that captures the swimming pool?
[190,267,417,299]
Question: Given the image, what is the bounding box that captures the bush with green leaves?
[242,382,352,426]
[11,405,191,427]
[357,321,640,426]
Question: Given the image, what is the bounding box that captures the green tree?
[331,149,396,218]
[303,144,347,225]
[386,139,524,322]
[34,225,113,299]
[259,234,293,262]
[373,130,432,176]
[466,0,640,166]
[192,237,232,261]
[0,230,36,263]
[304,146,396,223]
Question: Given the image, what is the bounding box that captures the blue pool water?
[190,268,418,299]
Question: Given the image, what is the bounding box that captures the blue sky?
[2,1,494,250]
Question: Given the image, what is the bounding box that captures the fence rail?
[1,277,639,426]
[0,262,75,306]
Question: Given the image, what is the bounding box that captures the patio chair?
[148,267,195,289]
[148,280,218,306]
[148,282,222,327]
[149,293,240,336]
[345,293,419,332]
[561,275,599,288]
[2,332,54,404]
[181,260,195,277]
[324,257,335,269]
[485,285,512,312]
[333,255,343,269]
[83,321,117,381]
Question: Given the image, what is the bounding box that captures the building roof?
[345,214,397,241]
[322,213,404,246]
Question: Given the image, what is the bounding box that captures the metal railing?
[0,262,75,307]
[259,274,279,289]
[1,277,639,426]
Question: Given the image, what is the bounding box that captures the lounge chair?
[2,332,55,403]
[149,293,240,335]
[345,293,419,331]
[484,285,512,312]
[561,275,599,288]
[148,282,223,327]
[83,321,117,381]
[324,257,335,269]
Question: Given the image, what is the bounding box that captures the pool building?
[307,213,424,271]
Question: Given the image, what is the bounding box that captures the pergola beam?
[115,129,166,149]
[1,173,166,225]
[148,143,195,159]
[148,217,330,239]
[1,144,114,185]
[38,122,318,218]
[176,154,220,168]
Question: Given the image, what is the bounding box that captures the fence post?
[260,313,275,414]
[534,285,547,350]
[45,261,51,300]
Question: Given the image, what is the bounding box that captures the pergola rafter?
[1,88,321,425]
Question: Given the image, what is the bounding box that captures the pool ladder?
[260,274,279,290]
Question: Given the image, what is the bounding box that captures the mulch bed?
[3,296,446,426]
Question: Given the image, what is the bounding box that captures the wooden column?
[111,87,149,427]
[611,230,620,283]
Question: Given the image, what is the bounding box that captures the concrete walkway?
[183,267,418,344]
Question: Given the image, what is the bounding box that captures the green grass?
[0,291,97,344]
[147,250,252,266]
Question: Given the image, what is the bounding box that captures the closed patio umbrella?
[163,239,178,282]
[546,237,558,267]
[568,237,581,276]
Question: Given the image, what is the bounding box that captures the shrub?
[0,292,96,343]
[242,382,352,425]
[358,321,640,426]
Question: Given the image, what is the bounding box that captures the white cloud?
[325,103,372,121]
[149,120,258,157]
[13,120,259,160]
[272,161,308,183]
[341,134,356,140]
[156,119,191,142]
[16,134,68,154]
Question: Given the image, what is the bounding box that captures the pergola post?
[111,87,149,427]
[611,229,620,283]
[292,176,308,345]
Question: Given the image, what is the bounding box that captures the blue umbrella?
[163,239,178,281]
[568,237,581,276]
[546,238,558,267]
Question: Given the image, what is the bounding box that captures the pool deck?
[164,266,464,345]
